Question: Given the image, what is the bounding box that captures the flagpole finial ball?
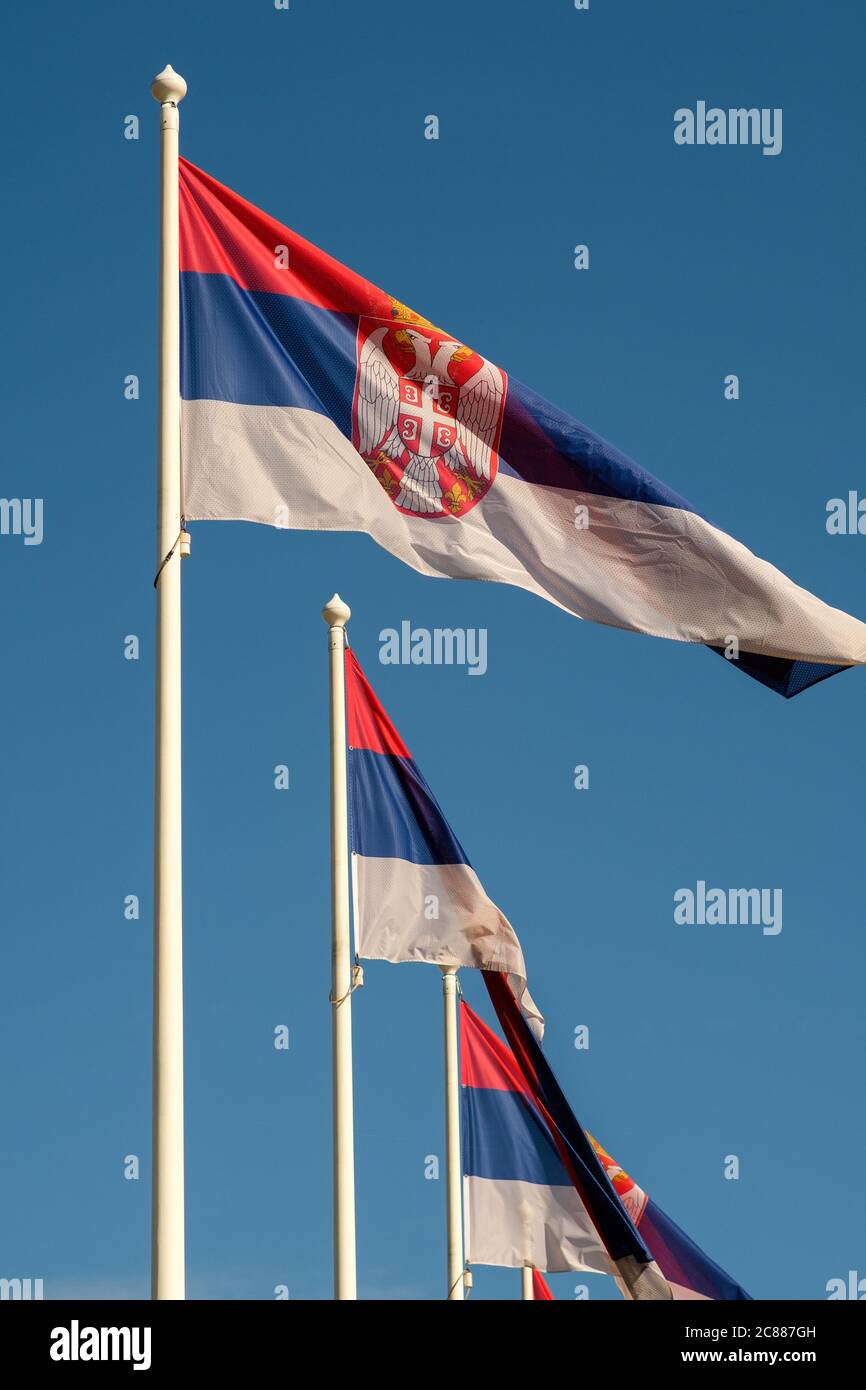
[322,594,351,628]
[151,65,187,104]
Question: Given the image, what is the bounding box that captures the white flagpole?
[522,1265,534,1300]
[440,966,464,1299]
[322,595,357,1299]
[149,63,187,1302]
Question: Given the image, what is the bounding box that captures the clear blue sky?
[1,0,863,1301]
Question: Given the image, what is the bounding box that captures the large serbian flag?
[179,158,866,697]
[460,1001,670,1300]
[478,976,751,1301]
[345,649,542,1034]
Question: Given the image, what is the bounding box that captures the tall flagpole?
[323,594,357,1300]
[522,1265,534,1300]
[150,63,187,1302]
[440,966,464,1300]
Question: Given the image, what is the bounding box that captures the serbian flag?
[480,975,751,1301]
[460,1000,671,1299]
[345,649,542,1033]
[179,158,866,697]
[589,1136,751,1302]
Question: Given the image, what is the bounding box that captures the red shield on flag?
[352,315,506,518]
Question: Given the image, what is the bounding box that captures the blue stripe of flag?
[461,1086,572,1188]
[348,748,470,866]
[180,272,357,417]
[179,271,702,514]
[641,1199,752,1300]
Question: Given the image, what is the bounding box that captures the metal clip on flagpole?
[323,595,358,1300]
[149,63,187,1301]
[440,965,465,1299]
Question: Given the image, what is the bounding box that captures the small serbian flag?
[460,1000,670,1298]
[345,649,542,1033]
[532,1271,554,1300]
[481,974,751,1301]
[179,157,866,697]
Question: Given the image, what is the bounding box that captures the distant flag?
[532,1270,555,1300]
[178,157,866,697]
[588,1136,750,1302]
[460,1000,670,1299]
[482,974,751,1301]
[345,649,542,1034]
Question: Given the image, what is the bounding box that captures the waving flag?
[461,1000,670,1299]
[532,1271,555,1300]
[481,975,750,1300]
[588,1137,751,1302]
[345,649,542,1033]
[179,157,866,697]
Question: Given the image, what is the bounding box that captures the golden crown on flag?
[387,295,438,330]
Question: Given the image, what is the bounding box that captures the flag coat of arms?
[345,649,541,1033]
[179,158,866,696]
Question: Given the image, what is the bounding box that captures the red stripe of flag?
[179,157,394,314]
[345,650,411,758]
[460,1000,533,1096]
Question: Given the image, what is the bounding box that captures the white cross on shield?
[398,377,458,458]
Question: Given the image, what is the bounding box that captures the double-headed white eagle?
[357,326,504,515]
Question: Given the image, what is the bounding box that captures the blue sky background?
[1,0,863,1301]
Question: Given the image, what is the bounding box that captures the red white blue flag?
[461,998,669,1297]
[179,158,866,697]
[470,975,750,1300]
[345,649,542,1034]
